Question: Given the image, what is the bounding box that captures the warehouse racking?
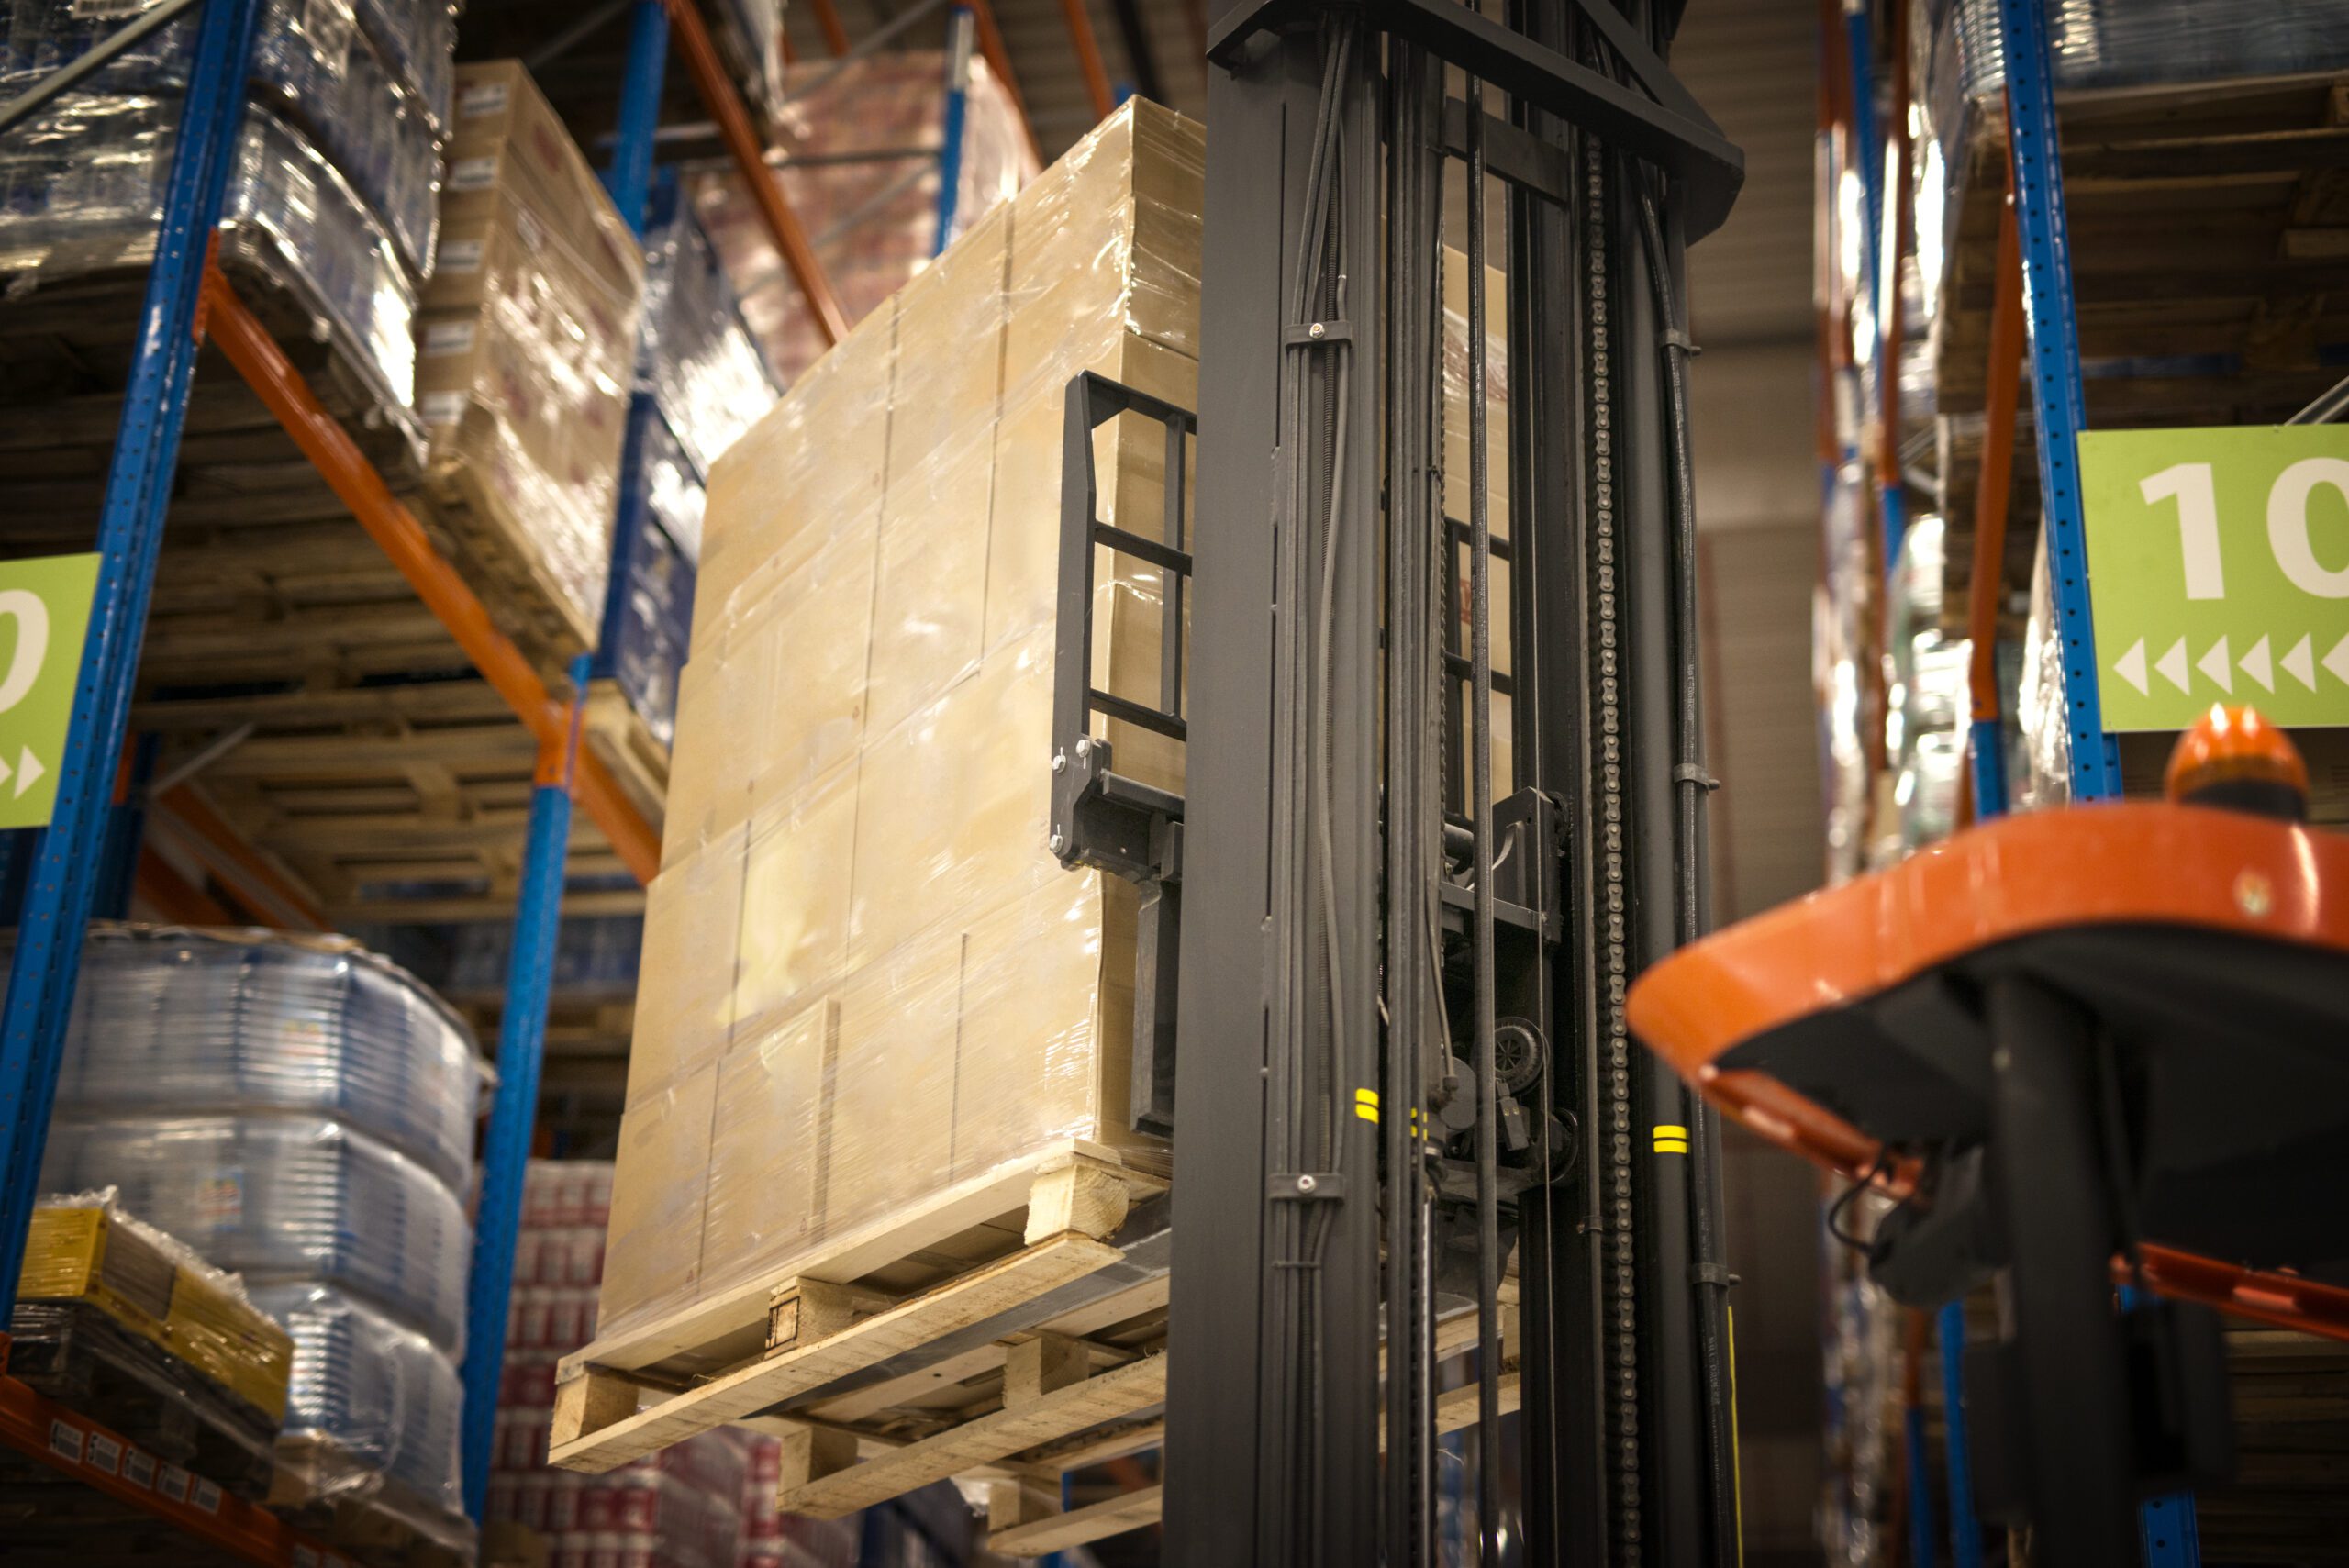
[0,0,1121,1556]
[1820,1,2349,1563]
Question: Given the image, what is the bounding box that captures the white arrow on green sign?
[0,553,100,829]
[2080,426,2349,731]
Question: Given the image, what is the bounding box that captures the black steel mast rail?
[1206,0,1743,239]
[1153,0,1745,1561]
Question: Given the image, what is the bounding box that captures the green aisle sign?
[2081,427,2349,731]
[0,554,100,828]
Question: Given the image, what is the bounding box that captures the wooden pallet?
[134,678,650,926]
[1929,71,2349,629]
[983,1314,1523,1557]
[0,244,599,695]
[583,680,671,836]
[267,1437,473,1568]
[420,458,602,688]
[550,1147,1173,1515]
[2196,1324,2349,1563]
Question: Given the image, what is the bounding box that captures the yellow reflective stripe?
[1653,1124,1688,1140]
[1355,1087,1379,1123]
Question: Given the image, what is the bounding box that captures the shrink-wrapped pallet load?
[598,100,1203,1345]
[417,61,645,662]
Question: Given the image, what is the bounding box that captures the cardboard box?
[622,830,745,1106]
[703,1003,829,1284]
[444,61,640,300]
[601,1063,717,1331]
[602,103,1203,1345]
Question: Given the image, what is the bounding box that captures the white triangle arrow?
[2241,634,2274,692]
[2285,634,2318,690]
[2113,638,2150,695]
[2324,633,2349,688]
[2198,636,2233,694]
[12,747,39,800]
[2154,638,2192,693]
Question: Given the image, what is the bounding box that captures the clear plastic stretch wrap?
[420,61,644,650]
[0,0,449,278]
[352,0,454,127]
[640,196,780,479]
[39,1113,473,1354]
[1910,0,2349,318]
[19,1190,296,1428]
[695,50,1037,385]
[606,403,699,747]
[1818,455,1878,884]
[1886,515,1966,851]
[2016,532,2073,812]
[45,925,481,1192]
[0,91,417,403]
[251,1279,466,1524]
[601,102,1200,1340]
[1442,247,1515,812]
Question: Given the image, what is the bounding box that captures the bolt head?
[1308,321,1326,339]
[1296,1174,1318,1193]
[2235,870,2274,918]
[1051,751,1067,773]
[1048,831,1065,854]
[1074,737,1093,759]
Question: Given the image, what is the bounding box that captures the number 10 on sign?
[2080,428,2349,731]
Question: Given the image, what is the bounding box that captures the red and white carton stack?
[488,1161,774,1568]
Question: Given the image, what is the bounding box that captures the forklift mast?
[1053,1,1745,1561]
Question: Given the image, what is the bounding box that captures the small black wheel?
[1492,1017,1547,1096]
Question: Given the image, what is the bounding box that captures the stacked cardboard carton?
[418,61,645,657]
[599,101,1202,1340]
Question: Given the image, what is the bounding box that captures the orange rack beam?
[200,267,662,887]
[666,0,848,347]
[0,1343,337,1567]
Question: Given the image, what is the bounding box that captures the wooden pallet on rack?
[268,1436,473,1568]
[419,458,603,688]
[0,245,606,695]
[1929,70,2349,628]
[133,679,649,926]
[549,1145,1173,1518]
[2190,1326,2349,1566]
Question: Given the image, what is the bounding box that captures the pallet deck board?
[777,1353,1169,1520]
[988,1483,1166,1558]
[561,1142,1160,1381]
[549,1233,1124,1473]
